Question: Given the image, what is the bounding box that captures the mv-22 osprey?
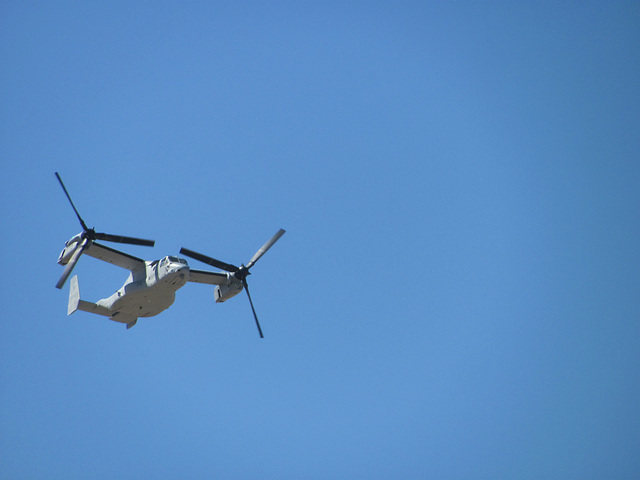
[55,173,285,336]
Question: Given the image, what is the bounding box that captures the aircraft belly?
[111,287,176,318]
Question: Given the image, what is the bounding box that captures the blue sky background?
[1,1,639,478]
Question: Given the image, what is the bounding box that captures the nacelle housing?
[214,281,243,303]
[57,233,84,265]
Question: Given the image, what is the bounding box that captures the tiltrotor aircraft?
[55,173,284,336]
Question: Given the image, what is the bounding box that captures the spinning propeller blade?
[246,228,286,269]
[179,247,239,273]
[242,279,264,338]
[55,172,156,288]
[55,172,89,231]
[94,233,155,247]
[56,239,88,289]
[180,229,285,338]
[55,172,155,247]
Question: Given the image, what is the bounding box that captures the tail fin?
[68,275,81,315]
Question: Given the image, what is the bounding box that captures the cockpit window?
[168,256,187,264]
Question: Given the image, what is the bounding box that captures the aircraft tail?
[68,276,112,317]
[67,276,137,329]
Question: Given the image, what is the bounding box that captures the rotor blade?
[179,247,239,272]
[56,239,88,289]
[94,232,155,247]
[242,279,264,338]
[246,229,286,269]
[55,172,89,231]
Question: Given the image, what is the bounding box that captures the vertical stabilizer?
[68,275,81,315]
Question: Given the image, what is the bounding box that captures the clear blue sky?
[1,1,639,478]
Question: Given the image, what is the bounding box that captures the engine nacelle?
[214,280,243,303]
[57,233,84,265]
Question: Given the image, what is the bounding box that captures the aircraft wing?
[188,269,228,285]
[84,242,146,271]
